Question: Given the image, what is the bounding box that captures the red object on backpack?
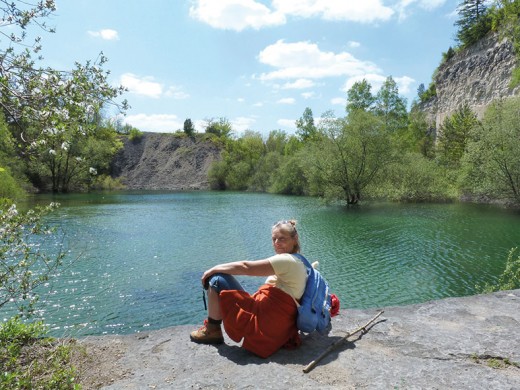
[330,293,340,317]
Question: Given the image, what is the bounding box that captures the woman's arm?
[201,259,274,286]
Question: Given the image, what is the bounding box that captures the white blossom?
[49,149,56,155]
[61,141,69,150]
[89,167,97,175]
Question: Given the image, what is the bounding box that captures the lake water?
[14,191,520,337]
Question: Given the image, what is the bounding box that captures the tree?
[204,117,233,138]
[461,97,520,205]
[405,108,435,158]
[265,130,288,154]
[306,110,391,204]
[1,2,127,193]
[295,107,317,141]
[0,202,65,316]
[374,76,408,133]
[183,118,195,136]
[417,83,426,99]
[346,79,375,114]
[455,0,492,47]
[436,104,478,169]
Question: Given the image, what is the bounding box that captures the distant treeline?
[206,78,520,207]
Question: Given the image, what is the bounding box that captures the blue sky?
[38,0,458,137]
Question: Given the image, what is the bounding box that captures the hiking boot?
[190,320,224,344]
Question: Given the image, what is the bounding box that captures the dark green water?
[16,191,520,337]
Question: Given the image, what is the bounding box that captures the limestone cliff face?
[111,132,221,190]
[421,32,520,129]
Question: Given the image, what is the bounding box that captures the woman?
[190,220,308,358]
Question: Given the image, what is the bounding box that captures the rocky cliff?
[111,132,221,190]
[421,32,520,129]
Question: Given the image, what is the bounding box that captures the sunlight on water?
[17,191,520,337]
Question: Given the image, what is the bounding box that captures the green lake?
[16,191,520,337]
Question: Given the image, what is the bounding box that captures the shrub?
[477,248,520,293]
[0,318,80,389]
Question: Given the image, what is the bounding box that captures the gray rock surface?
[111,132,221,190]
[77,290,520,389]
[420,32,520,131]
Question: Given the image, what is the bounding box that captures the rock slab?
[77,290,520,389]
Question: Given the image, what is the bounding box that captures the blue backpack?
[292,253,333,335]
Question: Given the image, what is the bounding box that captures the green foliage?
[306,110,392,204]
[0,202,65,316]
[269,153,307,195]
[490,0,520,87]
[0,167,25,201]
[128,127,143,141]
[90,174,126,191]
[183,118,195,136]
[1,1,127,194]
[295,107,317,141]
[265,130,288,154]
[461,97,520,205]
[477,247,520,292]
[208,159,228,190]
[419,81,437,103]
[399,108,435,158]
[436,104,478,169]
[346,79,375,113]
[373,153,456,202]
[442,46,456,62]
[204,117,233,139]
[374,76,409,133]
[455,0,492,47]
[0,318,80,389]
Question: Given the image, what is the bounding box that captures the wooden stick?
[303,310,384,373]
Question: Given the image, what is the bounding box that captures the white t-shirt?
[265,253,307,299]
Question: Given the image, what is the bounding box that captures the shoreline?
[73,289,520,389]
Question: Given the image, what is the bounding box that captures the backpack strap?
[291,253,312,269]
[291,253,312,308]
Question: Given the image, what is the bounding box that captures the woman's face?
[272,227,297,254]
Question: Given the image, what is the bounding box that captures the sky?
[33,0,459,137]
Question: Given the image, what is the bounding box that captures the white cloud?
[395,0,447,21]
[231,116,256,132]
[125,113,183,133]
[165,85,190,99]
[348,41,361,48]
[120,73,188,99]
[88,29,119,40]
[277,118,296,130]
[258,40,380,81]
[301,92,315,99]
[273,0,394,23]
[277,97,296,104]
[189,0,285,31]
[394,75,415,95]
[120,73,163,98]
[189,0,395,30]
[342,74,388,95]
[281,79,315,89]
[331,97,347,106]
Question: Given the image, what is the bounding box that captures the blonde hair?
[272,219,300,253]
